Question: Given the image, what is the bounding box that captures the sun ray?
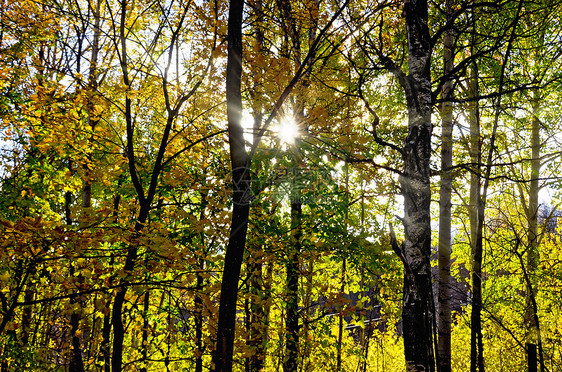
[277,116,299,145]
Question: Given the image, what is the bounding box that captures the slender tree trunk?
[525,89,541,372]
[263,259,274,362]
[247,125,267,372]
[112,0,183,367]
[68,162,84,372]
[100,195,119,372]
[247,250,267,372]
[20,288,33,346]
[195,260,205,372]
[471,4,523,371]
[245,3,266,365]
[336,162,350,371]
[247,64,267,372]
[467,7,485,371]
[214,1,250,370]
[437,0,454,370]
[283,201,301,372]
[110,197,151,372]
[101,297,112,372]
[397,1,435,370]
[139,290,150,372]
[468,52,485,372]
[69,288,85,372]
[111,216,146,372]
[336,257,346,371]
[214,199,250,371]
[471,198,485,372]
[276,0,318,366]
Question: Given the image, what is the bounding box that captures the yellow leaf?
[0,271,10,282]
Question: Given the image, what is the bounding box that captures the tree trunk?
[283,201,301,372]
[139,290,150,372]
[69,287,85,372]
[399,1,435,371]
[437,0,454,371]
[68,154,84,372]
[112,0,185,367]
[195,260,205,372]
[525,89,540,372]
[471,194,485,372]
[101,298,112,372]
[111,1,138,369]
[100,196,119,372]
[20,288,33,347]
[214,0,250,370]
[471,3,523,371]
[111,224,144,372]
[336,162,350,371]
[468,45,485,372]
[247,116,267,372]
[110,202,151,372]
[214,199,250,371]
[247,247,268,372]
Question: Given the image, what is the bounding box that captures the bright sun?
[277,117,299,145]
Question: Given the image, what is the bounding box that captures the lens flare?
[277,117,299,145]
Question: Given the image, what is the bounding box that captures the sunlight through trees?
[1,0,562,371]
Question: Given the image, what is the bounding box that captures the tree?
[394,1,436,370]
[213,1,248,370]
[437,0,454,370]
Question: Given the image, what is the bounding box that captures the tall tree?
[106,0,218,369]
[213,0,249,370]
[349,0,436,369]
[388,1,436,370]
[471,3,524,371]
[437,0,454,370]
[524,88,542,372]
[515,6,562,368]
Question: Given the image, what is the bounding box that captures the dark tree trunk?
[247,250,267,372]
[195,261,205,372]
[468,42,484,372]
[471,211,485,372]
[69,294,85,372]
[399,1,435,371]
[525,90,540,372]
[336,163,349,372]
[283,201,301,372]
[214,198,251,371]
[467,9,484,370]
[437,0,454,370]
[139,290,150,372]
[112,0,185,367]
[65,161,84,372]
[111,211,147,372]
[20,288,33,347]
[246,4,268,367]
[110,249,137,372]
[214,0,250,370]
[111,1,138,369]
[101,298,112,372]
